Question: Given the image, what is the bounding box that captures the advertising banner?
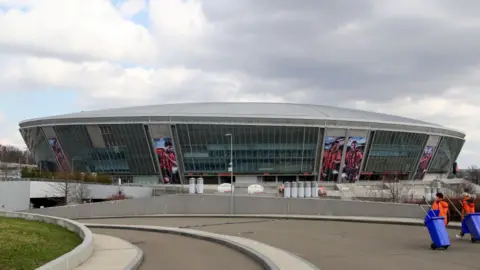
[414,145,435,180]
[321,136,345,181]
[341,136,366,182]
[48,138,70,172]
[154,137,179,184]
[414,135,440,180]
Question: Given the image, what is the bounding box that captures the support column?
[143,124,160,181]
[362,131,377,175]
[170,124,186,186]
[357,130,371,182]
[337,129,350,183]
[316,128,327,182]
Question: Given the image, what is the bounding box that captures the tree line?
[0,144,35,164]
[455,166,480,185]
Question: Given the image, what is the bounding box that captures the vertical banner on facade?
[48,138,70,172]
[153,137,179,184]
[321,136,345,181]
[341,136,367,182]
[414,135,440,180]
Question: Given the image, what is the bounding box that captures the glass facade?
[46,124,157,179]
[20,127,58,172]
[363,131,428,176]
[20,122,465,182]
[54,125,92,173]
[429,137,465,173]
[175,124,319,174]
[97,124,156,175]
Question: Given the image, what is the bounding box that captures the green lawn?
[0,217,82,270]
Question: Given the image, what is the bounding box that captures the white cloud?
[0,55,288,110]
[0,0,157,64]
[0,0,480,167]
[117,0,146,18]
[149,0,211,39]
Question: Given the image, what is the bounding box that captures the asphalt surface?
[81,217,478,270]
[91,228,263,270]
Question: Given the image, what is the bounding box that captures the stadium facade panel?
[19,103,466,184]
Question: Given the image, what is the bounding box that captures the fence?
[29,194,426,220]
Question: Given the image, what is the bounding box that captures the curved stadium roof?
[20,102,465,138]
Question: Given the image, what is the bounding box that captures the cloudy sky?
[0,0,479,167]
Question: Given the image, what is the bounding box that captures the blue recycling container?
[464,213,480,241]
[461,219,470,235]
[424,209,440,223]
[425,216,450,249]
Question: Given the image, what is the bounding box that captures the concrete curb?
[74,213,463,229]
[84,223,320,270]
[73,234,144,270]
[0,211,94,270]
[124,243,144,270]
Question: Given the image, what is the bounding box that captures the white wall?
[30,181,153,199]
[86,184,153,199]
[0,181,31,211]
[30,181,59,198]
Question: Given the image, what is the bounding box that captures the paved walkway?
[91,228,263,270]
[74,234,142,270]
[79,217,478,270]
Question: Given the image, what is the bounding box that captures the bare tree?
[0,163,8,180]
[467,166,480,185]
[443,181,478,198]
[49,180,91,205]
[365,181,411,203]
[365,185,383,201]
[0,144,35,164]
[70,182,91,204]
[0,163,19,180]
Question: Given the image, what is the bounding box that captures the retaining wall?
[0,181,30,211]
[0,211,93,270]
[28,194,425,219]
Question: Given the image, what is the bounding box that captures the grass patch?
[0,217,82,270]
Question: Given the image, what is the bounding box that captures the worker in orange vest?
[456,193,475,239]
[431,192,450,226]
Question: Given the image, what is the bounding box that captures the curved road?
[81,217,478,270]
[91,227,262,270]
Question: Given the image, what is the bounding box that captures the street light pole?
[225,133,234,215]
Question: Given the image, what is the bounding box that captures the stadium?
[19,102,466,185]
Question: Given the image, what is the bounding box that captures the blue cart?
[464,213,480,243]
[424,209,440,223]
[461,219,470,235]
[425,216,450,250]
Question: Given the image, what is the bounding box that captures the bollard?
[284,182,291,198]
[291,181,298,198]
[311,181,319,198]
[431,187,437,201]
[189,178,196,194]
[298,181,305,198]
[424,186,432,202]
[305,181,312,197]
[196,177,204,194]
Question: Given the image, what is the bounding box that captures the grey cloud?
[166,0,480,104]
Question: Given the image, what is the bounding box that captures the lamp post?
[225,133,234,215]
